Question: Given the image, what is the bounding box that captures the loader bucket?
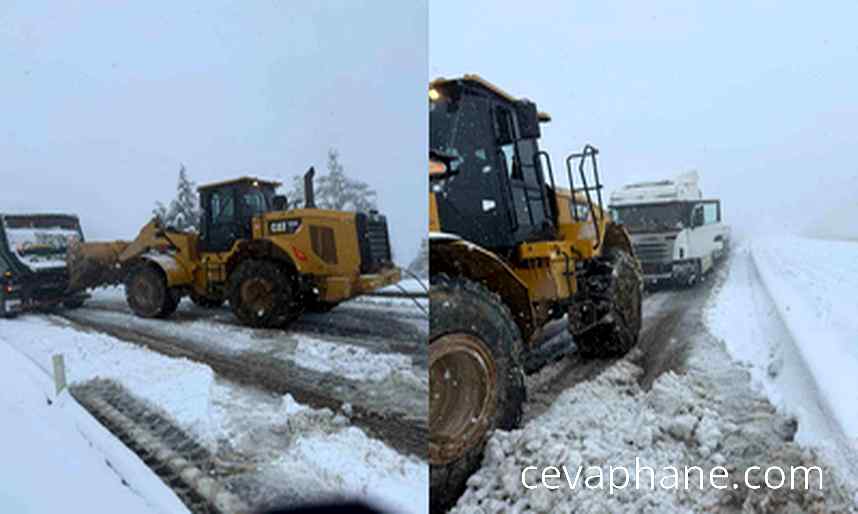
[66,240,131,292]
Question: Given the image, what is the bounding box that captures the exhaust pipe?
[304,167,316,209]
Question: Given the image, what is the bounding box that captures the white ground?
[0,339,187,514]
[0,281,428,513]
[707,237,858,488]
[452,238,858,513]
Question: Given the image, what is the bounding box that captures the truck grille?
[356,212,393,274]
[632,237,675,264]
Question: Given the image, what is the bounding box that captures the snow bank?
[748,236,858,442]
[0,341,187,514]
[0,314,427,512]
[453,353,855,514]
[292,334,415,382]
[272,394,429,514]
[0,316,218,439]
[378,278,428,295]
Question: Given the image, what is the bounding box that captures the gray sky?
[431,1,858,239]
[1,1,427,263]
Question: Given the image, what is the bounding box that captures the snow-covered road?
[0,286,429,514]
[451,241,858,513]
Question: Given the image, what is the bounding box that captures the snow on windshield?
[4,225,81,271]
[612,203,689,232]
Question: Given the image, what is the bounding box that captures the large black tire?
[125,265,180,319]
[429,274,525,513]
[190,292,225,309]
[228,260,298,328]
[63,298,86,310]
[571,248,643,358]
[306,300,339,313]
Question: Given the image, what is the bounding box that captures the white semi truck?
[609,171,729,286]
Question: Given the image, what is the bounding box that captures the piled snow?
[0,341,187,514]
[4,226,80,270]
[0,314,427,512]
[293,334,415,382]
[749,236,858,440]
[454,355,855,513]
[378,278,428,295]
[207,387,428,514]
[0,316,218,439]
[271,394,429,514]
[707,239,858,486]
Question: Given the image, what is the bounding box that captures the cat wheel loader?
[67,168,400,328]
[428,75,642,511]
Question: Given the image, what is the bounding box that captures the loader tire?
[572,248,642,358]
[63,298,86,310]
[429,274,525,513]
[190,293,224,309]
[229,260,296,328]
[125,265,179,319]
[307,300,339,313]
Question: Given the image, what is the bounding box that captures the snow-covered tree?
[282,149,378,212]
[282,175,306,210]
[408,238,429,277]
[153,164,202,231]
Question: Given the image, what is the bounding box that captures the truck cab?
[609,172,729,286]
[0,213,89,317]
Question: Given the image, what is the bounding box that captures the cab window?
[242,190,267,217]
[703,202,719,225]
[210,190,235,224]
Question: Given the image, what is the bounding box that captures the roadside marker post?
[52,354,67,396]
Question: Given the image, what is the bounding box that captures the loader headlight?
[428,88,441,102]
[429,159,448,176]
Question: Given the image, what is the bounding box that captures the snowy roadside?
[0,315,428,513]
[452,257,857,513]
[0,339,187,514]
[751,236,858,439]
[706,239,858,492]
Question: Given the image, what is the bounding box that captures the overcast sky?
[1,1,427,263]
[431,1,858,240]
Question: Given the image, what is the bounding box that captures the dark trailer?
[0,213,88,318]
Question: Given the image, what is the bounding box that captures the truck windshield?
[611,203,690,232]
[3,216,82,270]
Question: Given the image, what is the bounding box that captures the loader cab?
[198,177,280,253]
[430,76,556,251]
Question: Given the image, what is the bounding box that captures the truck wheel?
[190,293,224,309]
[572,248,643,358]
[125,265,179,319]
[679,259,701,288]
[429,274,525,513]
[229,260,296,328]
[1,295,17,319]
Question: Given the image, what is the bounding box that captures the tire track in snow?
[54,312,428,460]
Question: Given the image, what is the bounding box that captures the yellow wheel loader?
[428,75,643,510]
[67,169,400,328]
